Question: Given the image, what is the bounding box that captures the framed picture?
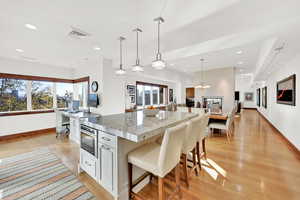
[262,87,267,108]
[127,85,136,95]
[277,74,296,106]
[244,92,254,101]
[130,95,135,104]
[256,88,261,107]
[169,89,174,102]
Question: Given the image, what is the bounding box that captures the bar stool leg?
[196,142,202,171]
[128,163,133,200]
[158,177,165,200]
[202,138,207,160]
[182,154,189,188]
[192,149,198,176]
[175,163,182,199]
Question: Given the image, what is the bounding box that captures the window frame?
[136,81,168,109]
[0,73,89,116]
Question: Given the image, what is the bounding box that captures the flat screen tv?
[88,94,99,107]
[277,74,296,106]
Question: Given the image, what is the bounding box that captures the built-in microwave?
[80,125,98,158]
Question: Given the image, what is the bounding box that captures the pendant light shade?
[132,28,144,72]
[152,17,166,70]
[195,58,211,89]
[115,36,126,75]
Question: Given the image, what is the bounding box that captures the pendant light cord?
[157,21,160,54]
[136,30,139,60]
[120,38,123,70]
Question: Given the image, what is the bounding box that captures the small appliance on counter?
[88,94,99,108]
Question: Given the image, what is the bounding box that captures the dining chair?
[209,110,234,142]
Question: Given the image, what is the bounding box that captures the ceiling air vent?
[68,26,90,39]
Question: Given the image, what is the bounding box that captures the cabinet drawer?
[80,150,96,179]
[98,131,116,147]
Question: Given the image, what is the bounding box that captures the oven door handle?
[81,130,97,138]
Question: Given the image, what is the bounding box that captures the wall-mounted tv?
[88,94,99,108]
[277,74,296,106]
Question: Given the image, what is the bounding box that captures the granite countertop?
[81,110,197,142]
[61,110,100,119]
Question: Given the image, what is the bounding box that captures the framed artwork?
[130,95,135,103]
[169,89,174,102]
[262,87,267,108]
[127,85,136,95]
[256,88,261,107]
[244,92,254,101]
[277,74,296,106]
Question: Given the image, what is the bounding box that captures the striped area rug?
[0,148,96,200]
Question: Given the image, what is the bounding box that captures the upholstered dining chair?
[196,114,209,170]
[209,110,234,142]
[128,123,188,200]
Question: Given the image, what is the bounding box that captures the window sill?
[0,110,55,117]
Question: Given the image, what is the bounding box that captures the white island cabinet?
[79,110,198,200]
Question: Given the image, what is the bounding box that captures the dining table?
[208,113,228,121]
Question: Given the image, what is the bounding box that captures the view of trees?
[56,83,73,108]
[0,78,27,112]
[31,81,53,110]
[0,78,88,112]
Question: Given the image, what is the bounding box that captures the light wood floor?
[1,110,300,200]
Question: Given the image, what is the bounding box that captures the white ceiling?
[0,0,300,76]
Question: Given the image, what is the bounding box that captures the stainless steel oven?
[80,124,98,158]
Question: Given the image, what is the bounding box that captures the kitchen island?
[79,110,198,200]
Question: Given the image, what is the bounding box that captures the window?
[31,81,53,110]
[137,84,143,106]
[152,86,159,105]
[144,86,151,106]
[136,82,167,108]
[56,83,73,108]
[159,87,164,104]
[74,81,88,108]
[0,78,27,112]
[0,74,89,115]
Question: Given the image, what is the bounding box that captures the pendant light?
[195,58,211,89]
[115,36,126,75]
[152,17,166,70]
[132,28,144,72]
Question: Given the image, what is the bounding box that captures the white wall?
[194,67,236,113]
[255,54,300,150]
[0,57,74,136]
[235,74,257,108]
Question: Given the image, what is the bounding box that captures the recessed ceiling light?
[236,50,243,55]
[16,49,24,53]
[25,24,37,30]
[170,63,175,66]
[238,61,244,65]
[93,46,101,51]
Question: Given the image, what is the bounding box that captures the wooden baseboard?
[256,110,300,159]
[0,128,55,142]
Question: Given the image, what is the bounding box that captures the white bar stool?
[181,115,203,188]
[196,114,209,170]
[128,123,188,200]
